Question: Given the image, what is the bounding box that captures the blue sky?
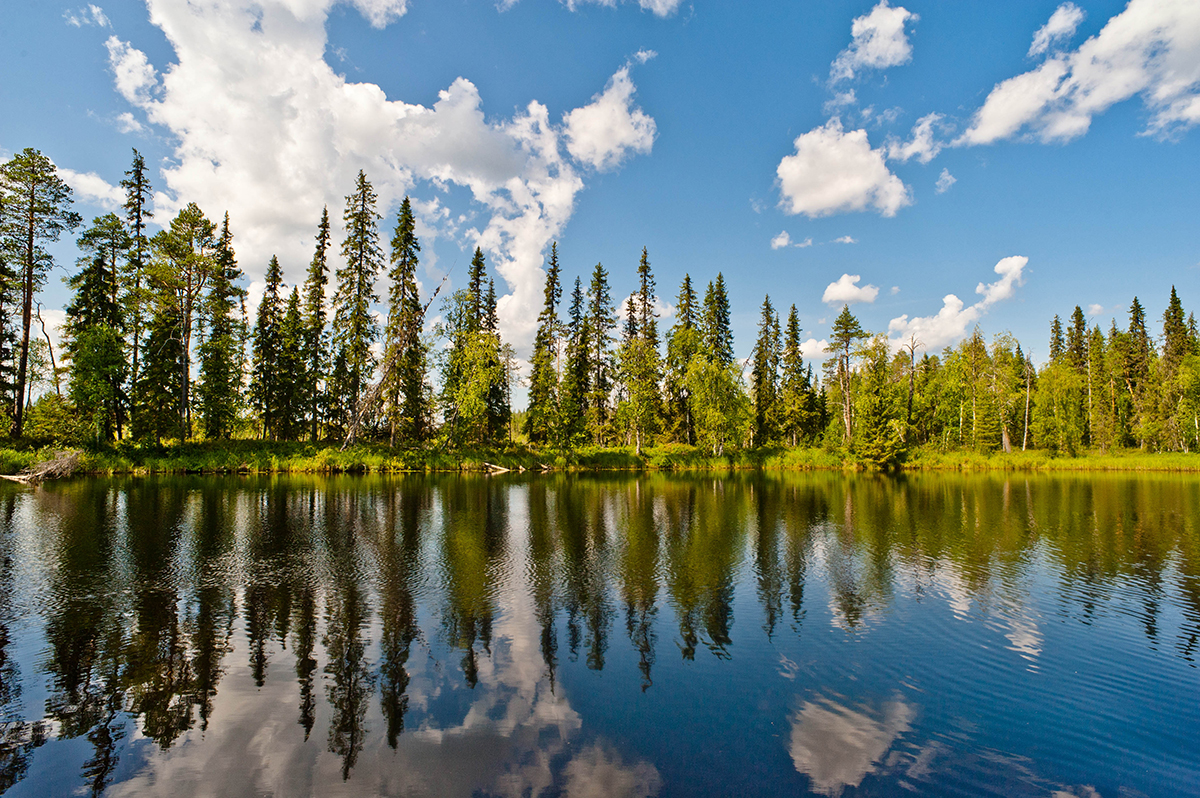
[2,0,1198,373]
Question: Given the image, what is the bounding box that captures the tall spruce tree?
[250,256,285,439]
[132,302,183,443]
[384,197,429,445]
[620,248,662,453]
[196,213,246,439]
[750,295,781,447]
[701,274,734,367]
[278,287,306,440]
[0,148,82,436]
[525,243,563,445]
[65,214,128,441]
[1162,286,1189,377]
[664,274,700,444]
[1066,306,1087,371]
[120,148,153,398]
[586,263,616,443]
[779,305,812,446]
[301,207,331,441]
[1049,315,1065,363]
[330,171,383,434]
[559,277,590,447]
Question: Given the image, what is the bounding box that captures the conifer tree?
[751,296,781,447]
[147,202,217,437]
[1162,286,1189,377]
[586,263,616,443]
[132,304,183,443]
[278,287,305,440]
[301,207,331,441]
[65,214,128,441]
[484,279,510,440]
[1066,306,1087,371]
[701,273,734,367]
[197,213,246,440]
[1049,315,1065,363]
[825,305,866,444]
[0,148,82,436]
[664,275,700,444]
[330,171,383,434]
[618,248,662,453]
[854,335,904,469]
[384,197,429,445]
[559,277,590,447]
[250,256,285,439]
[525,243,562,445]
[779,305,813,446]
[120,148,153,396]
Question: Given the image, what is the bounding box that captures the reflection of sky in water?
[2,474,1200,797]
[788,696,914,796]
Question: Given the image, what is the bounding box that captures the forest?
[1,146,1199,471]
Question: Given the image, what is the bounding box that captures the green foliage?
[197,213,246,440]
[853,336,905,470]
[301,206,331,440]
[250,255,286,439]
[383,196,430,445]
[525,243,562,446]
[685,355,749,456]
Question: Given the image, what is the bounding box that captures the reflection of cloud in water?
[788,695,915,796]
[104,510,661,798]
[562,742,662,798]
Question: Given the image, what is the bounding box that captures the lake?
[0,473,1197,797]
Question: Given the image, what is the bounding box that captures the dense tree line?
[2,146,1199,464]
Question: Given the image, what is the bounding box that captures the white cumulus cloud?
[777,118,911,218]
[101,0,656,355]
[959,0,1200,144]
[935,168,956,193]
[833,235,857,244]
[563,64,657,171]
[771,231,793,250]
[59,167,125,210]
[800,338,829,361]
[823,273,880,305]
[1030,2,1086,57]
[888,256,1028,349]
[830,0,919,83]
[887,112,943,163]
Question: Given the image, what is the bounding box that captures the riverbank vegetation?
[2,147,1200,473]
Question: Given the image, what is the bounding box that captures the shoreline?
[3,443,1200,477]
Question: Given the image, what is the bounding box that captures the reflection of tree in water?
[323,489,375,780]
[439,478,507,686]
[618,480,659,690]
[38,481,128,796]
[527,480,561,691]
[664,479,743,659]
[376,479,428,748]
[753,478,784,639]
[0,491,48,791]
[557,478,612,671]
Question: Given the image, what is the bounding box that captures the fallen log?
[2,450,85,485]
[482,462,512,474]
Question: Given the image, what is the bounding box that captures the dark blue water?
[0,473,1197,797]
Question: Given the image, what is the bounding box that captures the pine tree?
[120,148,153,398]
[384,197,429,445]
[701,273,734,367]
[64,214,128,441]
[0,148,82,436]
[825,305,867,445]
[618,248,662,453]
[196,213,246,440]
[484,279,509,440]
[586,263,616,443]
[525,243,562,445]
[330,171,383,434]
[147,202,217,438]
[301,207,331,441]
[250,256,285,439]
[664,275,700,444]
[751,295,781,447]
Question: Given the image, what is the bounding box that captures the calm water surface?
[0,473,1197,797]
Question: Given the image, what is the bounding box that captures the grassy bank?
[0,441,1197,476]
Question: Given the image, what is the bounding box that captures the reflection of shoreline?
[789,695,915,797]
